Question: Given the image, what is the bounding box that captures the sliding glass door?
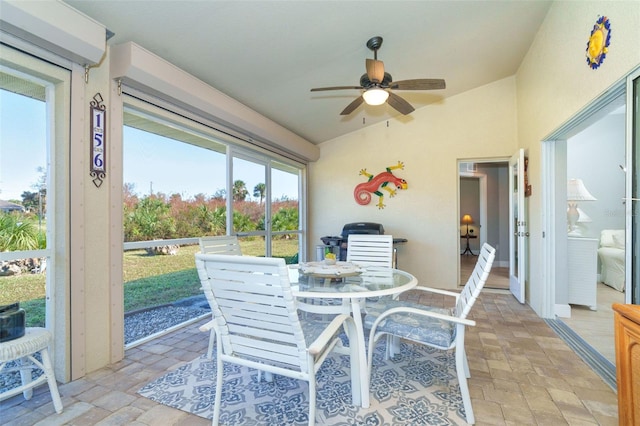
[270,161,301,263]
[232,154,268,256]
[231,152,301,262]
[631,73,640,304]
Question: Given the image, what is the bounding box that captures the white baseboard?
[555,304,571,318]
[495,260,509,268]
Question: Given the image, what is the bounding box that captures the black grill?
[320,222,406,262]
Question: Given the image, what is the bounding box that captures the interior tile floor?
[1,292,618,425]
[561,282,625,365]
[461,254,510,290]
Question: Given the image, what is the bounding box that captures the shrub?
[0,212,44,251]
[122,191,298,241]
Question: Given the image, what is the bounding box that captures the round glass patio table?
[289,263,417,408]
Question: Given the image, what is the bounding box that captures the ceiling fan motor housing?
[360,72,393,88]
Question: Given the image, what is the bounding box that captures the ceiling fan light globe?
[362,88,389,106]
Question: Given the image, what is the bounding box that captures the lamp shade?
[567,178,597,201]
[362,87,389,106]
[461,214,474,224]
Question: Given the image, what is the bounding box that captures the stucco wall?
[309,77,518,288]
[310,1,640,313]
[516,1,640,315]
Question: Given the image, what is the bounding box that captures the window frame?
[0,41,75,381]
[122,94,307,253]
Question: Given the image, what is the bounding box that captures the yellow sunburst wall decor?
[586,16,611,70]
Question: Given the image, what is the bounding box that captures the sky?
[1,89,298,202]
[0,90,47,201]
[124,127,299,201]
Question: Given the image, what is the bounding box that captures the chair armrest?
[198,319,215,333]
[370,306,475,333]
[296,301,349,315]
[412,286,460,298]
[307,314,353,355]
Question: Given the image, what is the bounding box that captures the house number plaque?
[90,92,106,188]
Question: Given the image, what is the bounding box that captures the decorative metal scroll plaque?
[90,93,106,188]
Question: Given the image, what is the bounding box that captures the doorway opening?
[539,66,640,392]
[547,98,626,366]
[458,160,510,289]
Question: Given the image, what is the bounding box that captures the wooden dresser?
[613,303,640,425]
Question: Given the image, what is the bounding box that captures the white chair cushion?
[300,316,339,347]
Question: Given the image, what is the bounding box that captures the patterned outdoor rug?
[138,341,466,425]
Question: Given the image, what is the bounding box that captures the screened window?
[122,97,305,345]
[0,46,71,335]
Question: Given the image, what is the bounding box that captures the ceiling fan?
[310,36,446,116]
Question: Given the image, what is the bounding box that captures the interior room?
[1,1,639,425]
[557,102,627,365]
[459,161,510,290]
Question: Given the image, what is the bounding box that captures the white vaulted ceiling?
[64,0,552,145]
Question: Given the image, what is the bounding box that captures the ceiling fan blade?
[340,96,365,115]
[388,79,446,90]
[387,92,415,115]
[311,86,362,92]
[366,59,385,83]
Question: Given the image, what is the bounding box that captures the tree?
[21,191,39,212]
[31,167,47,218]
[123,182,137,198]
[232,180,249,202]
[253,183,266,205]
[212,188,226,200]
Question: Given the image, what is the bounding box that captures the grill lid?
[320,236,343,246]
[341,222,384,237]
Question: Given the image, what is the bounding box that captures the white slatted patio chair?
[195,253,361,426]
[198,235,243,359]
[365,243,496,425]
[199,235,242,256]
[346,234,394,268]
[347,234,398,307]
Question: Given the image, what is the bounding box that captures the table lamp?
[567,178,596,235]
[461,214,474,235]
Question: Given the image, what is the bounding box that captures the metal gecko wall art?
[353,161,408,209]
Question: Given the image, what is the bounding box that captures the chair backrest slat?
[229,327,298,347]
[220,307,292,327]
[231,339,301,366]
[456,243,496,319]
[199,235,243,255]
[346,234,394,267]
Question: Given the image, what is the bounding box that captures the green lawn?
[0,239,299,326]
